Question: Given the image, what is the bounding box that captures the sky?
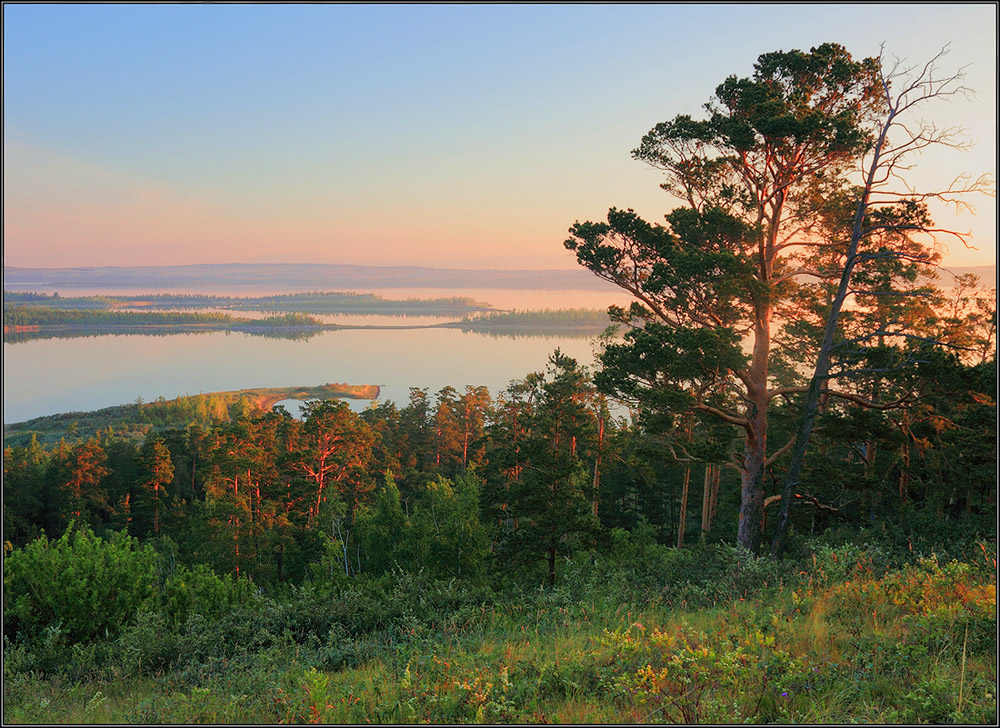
[3,3,996,271]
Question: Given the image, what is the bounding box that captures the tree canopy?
[565,43,986,553]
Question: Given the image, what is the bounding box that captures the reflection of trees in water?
[5,325,613,344]
[464,327,609,341]
[4,328,214,344]
[4,327,323,344]
[236,328,321,341]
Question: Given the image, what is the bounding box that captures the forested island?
[3,301,614,342]
[3,289,492,315]
[2,307,334,343]
[450,308,612,334]
[4,42,997,725]
[3,383,380,447]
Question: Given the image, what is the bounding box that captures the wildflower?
[781,692,789,697]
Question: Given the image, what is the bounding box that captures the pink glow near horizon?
[5,154,993,271]
[5,128,994,271]
[3,140,592,270]
[4,6,995,272]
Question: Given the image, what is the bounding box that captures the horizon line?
[3,261,595,273]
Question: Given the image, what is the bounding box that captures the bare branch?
[764,435,796,468]
[664,441,695,464]
[693,402,751,428]
[764,492,842,515]
[773,268,843,285]
[821,388,919,411]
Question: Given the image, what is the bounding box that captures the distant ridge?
[3,263,992,292]
[3,263,619,291]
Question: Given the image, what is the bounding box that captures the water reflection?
[111,308,475,326]
[3,327,602,424]
[3,322,611,346]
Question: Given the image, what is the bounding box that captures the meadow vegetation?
[3,519,995,724]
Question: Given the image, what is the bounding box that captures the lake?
[3,288,631,424]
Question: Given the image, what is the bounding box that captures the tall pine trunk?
[701,464,719,534]
[592,412,604,518]
[677,465,691,547]
[737,305,770,553]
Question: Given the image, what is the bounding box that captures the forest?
[3,43,997,723]
[2,290,490,316]
[3,296,613,344]
[453,308,612,333]
[3,383,382,448]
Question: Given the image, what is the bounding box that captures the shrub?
[808,509,997,570]
[808,542,893,587]
[176,597,283,664]
[4,523,156,644]
[159,562,256,628]
[114,609,180,674]
[564,538,798,609]
[318,624,382,671]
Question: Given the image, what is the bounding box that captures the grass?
[4,546,996,724]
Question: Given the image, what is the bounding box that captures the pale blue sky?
[3,3,996,269]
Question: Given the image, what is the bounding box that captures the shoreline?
[4,320,612,339]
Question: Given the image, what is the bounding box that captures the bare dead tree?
[769,46,996,558]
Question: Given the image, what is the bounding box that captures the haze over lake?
[4,261,993,425]
[3,284,631,424]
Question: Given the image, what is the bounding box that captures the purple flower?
[781,692,789,697]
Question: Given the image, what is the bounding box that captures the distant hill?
[2,263,619,291]
[3,262,990,293]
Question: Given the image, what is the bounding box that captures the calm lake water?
[3,288,630,424]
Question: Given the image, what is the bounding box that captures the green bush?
[4,524,156,644]
[561,537,798,609]
[159,562,256,628]
[318,624,383,671]
[808,542,892,587]
[808,509,997,570]
[176,597,282,664]
[114,609,180,674]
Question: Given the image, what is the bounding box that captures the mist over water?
[3,290,617,423]
[3,285,631,311]
[7,270,992,425]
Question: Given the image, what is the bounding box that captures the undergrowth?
[3,536,996,724]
